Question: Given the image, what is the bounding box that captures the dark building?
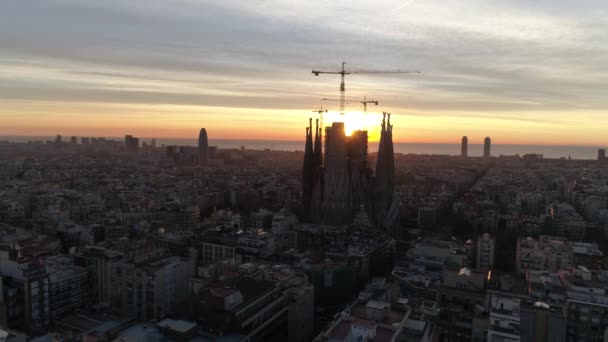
[208,146,218,159]
[373,112,399,236]
[198,128,209,166]
[484,136,491,158]
[348,129,369,216]
[81,137,89,145]
[598,148,605,161]
[166,145,177,158]
[310,119,323,223]
[124,135,139,153]
[461,136,468,157]
[55,135,62,144]
[322,122,352,225]
[301,119,314,221]
[519,301,565,342]
[301,112,399,235]
[70,136,77,145]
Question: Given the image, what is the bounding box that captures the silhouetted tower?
[374,112,400,236]
[322,122,351,225]
[125,135,139,153]
[599,149,606,161]
[348,130,369,214]
[198,128,209,166]
[302,119,314,221]
[310,118,324,222]
[484,137,491,158]
[461,136,468,157]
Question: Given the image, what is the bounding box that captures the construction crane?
[322,96,378,120]
[312,61,419,116]
[312,108,328,132]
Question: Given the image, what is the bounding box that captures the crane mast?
[340,62,346,116]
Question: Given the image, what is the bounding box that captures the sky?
[1,0,608,145]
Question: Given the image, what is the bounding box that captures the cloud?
[1,0,608,141]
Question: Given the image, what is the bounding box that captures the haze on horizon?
[1,0,608,146]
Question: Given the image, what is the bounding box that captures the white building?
[45,256,89,319]
[271,208,298,236]
[561,268,608,341]
[271,208,298,249]
[476,233,495,270]
[417,205,436,226]
[109,256,191,320]
[516,235,573,274]
[237,230,276,258]
[487,295,521,342]
[201,242,236,265]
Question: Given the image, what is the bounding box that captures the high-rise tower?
[198,128,209,166]
[484,137,491,158]
[348,130,369,213]
[322,122,351,225]
[373,112,399,236]
[461,136,468,157]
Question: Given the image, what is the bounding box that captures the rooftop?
[156,318,197,334]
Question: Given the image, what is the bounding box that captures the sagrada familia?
[301,112,400,237]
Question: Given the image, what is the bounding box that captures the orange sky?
[1,99,606,146]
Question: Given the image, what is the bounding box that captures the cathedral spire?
[381,112,387,131]
[313,118,321,165]
[374,112,399,236]
[311,118,323,222]
[302,118,315,221]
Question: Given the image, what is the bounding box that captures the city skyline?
[2,1,608,145]
[3,2,608,341]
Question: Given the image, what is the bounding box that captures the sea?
[1,136,604,160]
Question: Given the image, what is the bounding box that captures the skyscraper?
[461,136,468,157]
[598,148,605,161]
[125,135,139,153]
[198,128,209,166]
[484,137,491,158]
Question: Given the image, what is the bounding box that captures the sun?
[343,112,365,136]
[324,111,382,141]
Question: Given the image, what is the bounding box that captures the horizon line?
[1,134,606,149]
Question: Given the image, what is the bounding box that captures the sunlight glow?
[324,111,382,140]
